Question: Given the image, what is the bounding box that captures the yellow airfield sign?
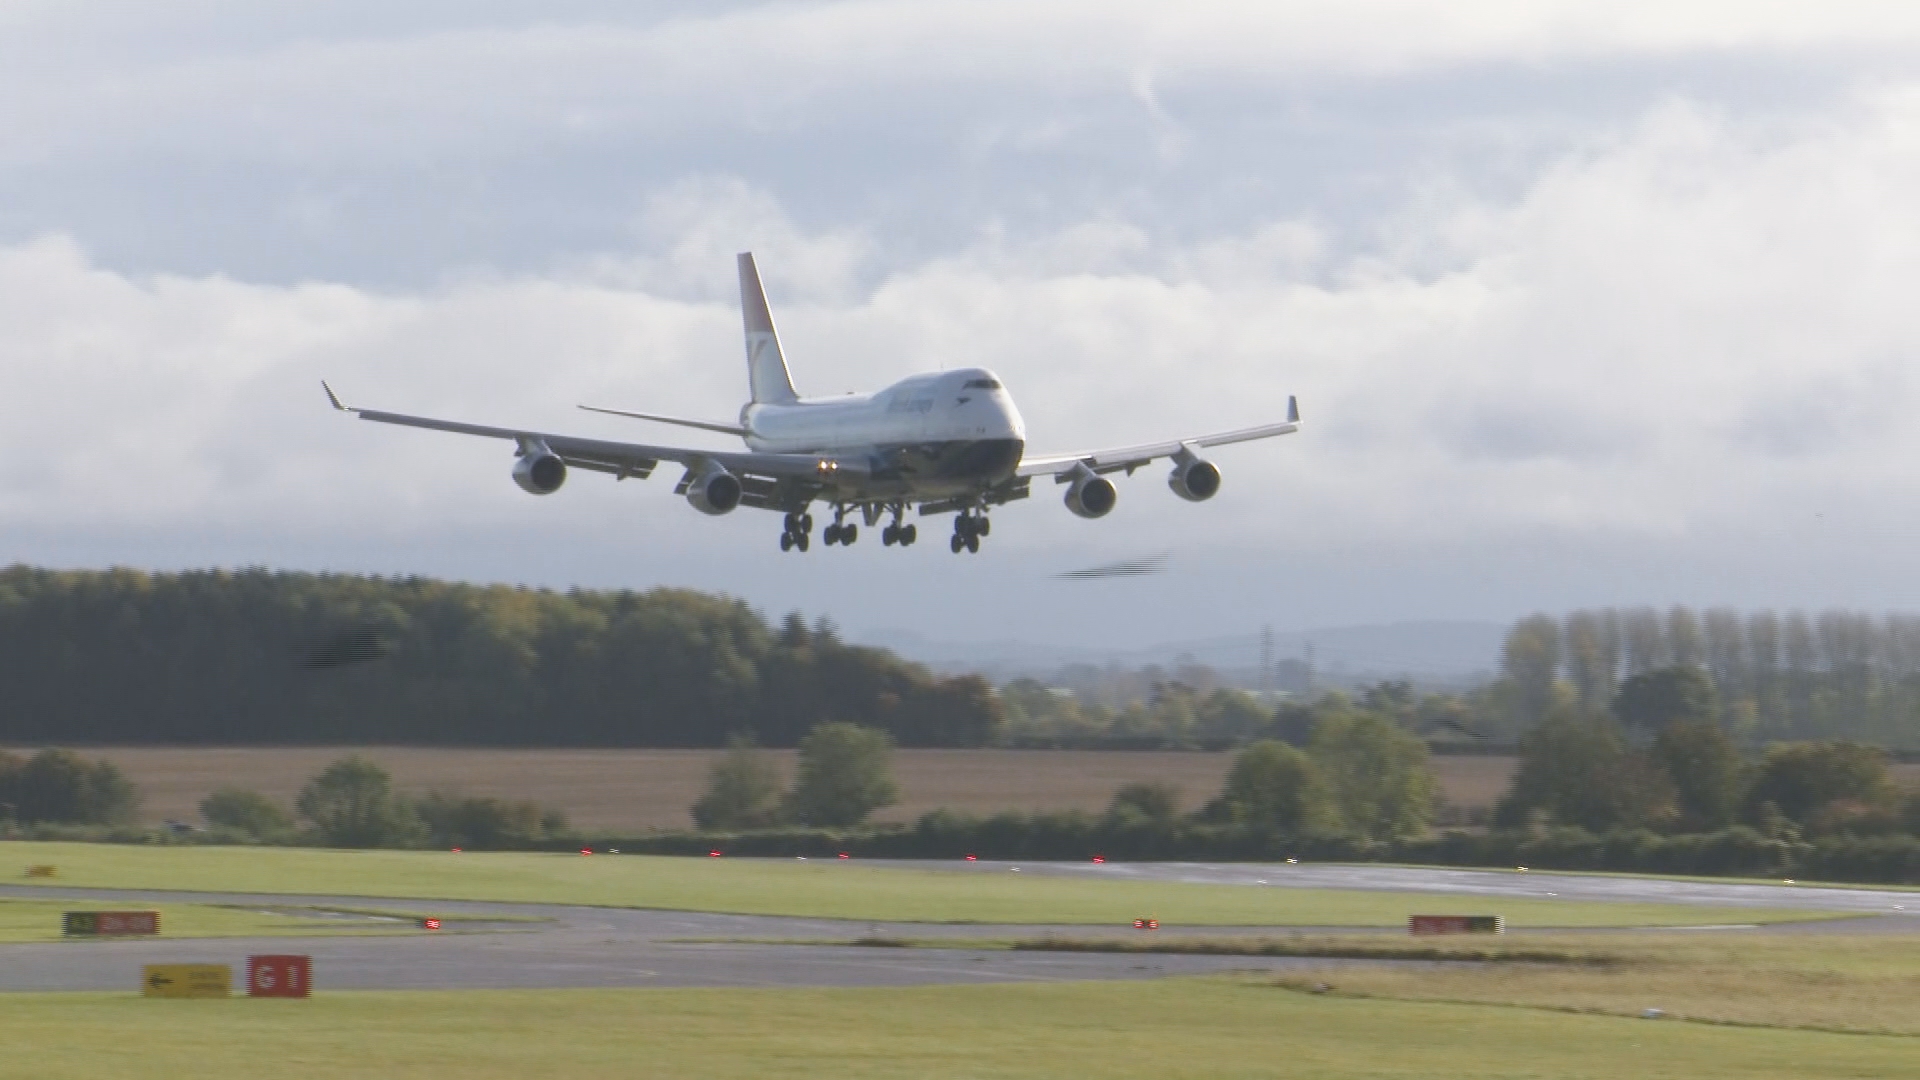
[142,964,231,998]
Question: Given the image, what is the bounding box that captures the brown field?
[19,749,1913,833]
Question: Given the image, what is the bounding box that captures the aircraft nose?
[992,397,1026,441]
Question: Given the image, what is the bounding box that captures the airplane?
[324,252,1301,554]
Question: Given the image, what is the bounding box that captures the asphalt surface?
[2,862,1915,993]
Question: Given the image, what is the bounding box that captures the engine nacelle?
[512,452,567,495]
[686,468,743,516]
[1064,470,1118,519]
[1168,456,1221,502]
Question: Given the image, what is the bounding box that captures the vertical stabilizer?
[738,252,799,405]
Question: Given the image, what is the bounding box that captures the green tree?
[1215,739,1322,833]
[296,756,423,848]
[4,749,138,825]
[1307,712,1437,840]
[1651,718,1746,830]
[1614,665,1718,734]
[1744,742,1893,825]
[199,787,295,840]
[415,792,568,849]
[1496,717,1673,832]
[781,723,899,828]
[1106,781,1181,824]
[691,736,783,830]
[1501,613,1564,726]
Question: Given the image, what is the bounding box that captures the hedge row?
[584,815,1920,884]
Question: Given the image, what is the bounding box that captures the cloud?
[8,3,1920,166]
[8,83,1920,632]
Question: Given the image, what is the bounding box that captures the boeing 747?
[324,253,1300,554]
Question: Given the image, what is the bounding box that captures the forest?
[0,566,998,748]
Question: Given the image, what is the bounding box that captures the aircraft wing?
[1015,396,1300,478]
[323,383,853,504]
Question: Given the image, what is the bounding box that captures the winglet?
[322,380,350,412]
[1287,395,1299,424]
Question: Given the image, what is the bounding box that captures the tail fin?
[738,252,799,405]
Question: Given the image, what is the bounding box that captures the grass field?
[1,977,1913,1080]
[904,932,1920,1036]
[0,843,1842,927]
[24,746,1533,831]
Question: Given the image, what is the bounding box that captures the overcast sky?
[6,2,1920,651]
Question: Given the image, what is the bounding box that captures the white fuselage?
[740,367,1027,500]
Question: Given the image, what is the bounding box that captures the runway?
[877,860,1920,916]
[3,861,1914,992]
[0,885,1339,992]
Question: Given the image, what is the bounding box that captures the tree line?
[0,566,999,748]
[1493,606,1920,747]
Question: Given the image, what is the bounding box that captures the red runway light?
[708,850,722,858]
[1092,856,1105,864]
[579,848,592,856]
[838,852,850,859]
[422,918,441,931]
[965,854,977,861]
[451,847,461,853]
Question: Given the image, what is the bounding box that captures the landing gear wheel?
[902,524,917,546]
[950,534,964,554]
[977,516,991,537]
[824,524,842,546]
[965,533,980,554]
[882,524,898,546]
[780,533,794,552]
[842,524,857,545]
[796,533,810,552]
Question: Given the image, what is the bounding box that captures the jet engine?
[1064,468,1118,519]
[686,468,743,515]
[1168,454,1221,502]
[512,452,567,495]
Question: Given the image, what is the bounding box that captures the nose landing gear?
[780,512,813,553]
[823,506,858,546]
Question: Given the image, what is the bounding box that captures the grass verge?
[0,978,1912,1079]
[0,842,1849,926]
[1260,932,1920,1037]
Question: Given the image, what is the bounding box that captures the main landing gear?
[779,511,813,553]
[949,511,988,554]
[822,506,858,546]
[881,505,917,547]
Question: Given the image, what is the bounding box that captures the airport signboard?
[142,964,231,998]
[63,910,160,936]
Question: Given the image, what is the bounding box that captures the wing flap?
[1016,399,1300,478]
[336,391,859,487]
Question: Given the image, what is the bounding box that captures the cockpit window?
[963,378,1002,390]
